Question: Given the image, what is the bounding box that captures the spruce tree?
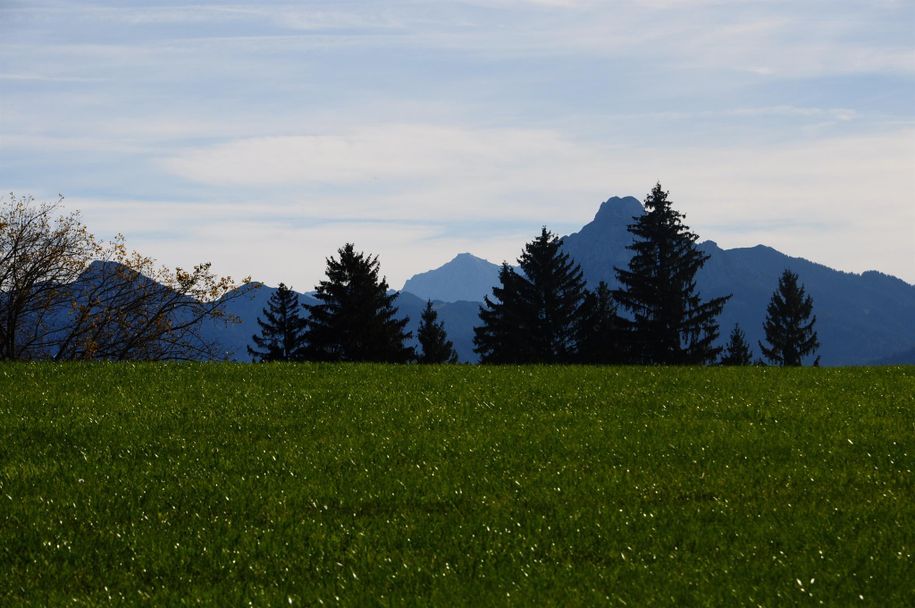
[720,324,753,366]
[472,263,534,363]
[303,243,413,362]
[577,281,627,364]
[247,283,307,362]
[417,300,458,363]
[474,228,589,363]
[759,269,819,366]
[614,183,730,364]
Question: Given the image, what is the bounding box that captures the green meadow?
[0,363,912,606]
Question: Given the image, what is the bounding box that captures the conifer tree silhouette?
[614,183,730,364]
[474,228,589,363]
[759,269,819,366]
[720,324,753,366]
[303,243,413,362]
[417,300,458,363]
[247,283,307,362]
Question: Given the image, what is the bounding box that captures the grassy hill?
[1,364,912,605]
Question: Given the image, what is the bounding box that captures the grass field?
[0,363,912,606]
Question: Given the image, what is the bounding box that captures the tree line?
[0,186,819,364]
[248,183,819,366]
[247,244,457,364]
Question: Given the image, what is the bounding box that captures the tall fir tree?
[719,324,753,366]
[417,300,458,363]
[303,243,413,362]
[474,228,589,363]
[247,283,307,362]
[613,183,730,364]
[577,281,627,364]
[759,269,819,366]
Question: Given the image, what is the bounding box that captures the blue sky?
[2,0,913,287]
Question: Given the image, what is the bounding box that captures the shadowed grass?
[0,363,912,605]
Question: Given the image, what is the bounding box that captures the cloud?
[2,0,913,288]
[725,106,856,122]
[0,73,104,83]
[6,1,912,77]
[158,124,624,227]
[152,124,915,284]
[162,125,597,186]
[14,118,914,286]
[64,196,530,290]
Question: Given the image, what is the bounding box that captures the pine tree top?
[475,228,589,363]
[304,243,413,363]
[613,183,730,365]
[248,282,307,362]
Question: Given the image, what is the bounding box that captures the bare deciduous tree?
[0,194,93,358]
[1,193,252,361]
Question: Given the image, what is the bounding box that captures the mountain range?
[210,195,915,365]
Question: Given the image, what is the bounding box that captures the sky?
[1,0,914,289]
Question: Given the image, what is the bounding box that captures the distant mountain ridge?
[395,195,915,365]
[401,252,501,303]
[560,196,644,285]
[44,195,914,365]
[195,195,914,365]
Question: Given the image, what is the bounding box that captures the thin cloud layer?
[1,0,913,288]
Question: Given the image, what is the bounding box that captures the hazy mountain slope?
[401,253,501,303]
[870,345,915,365]
[698,244,915,365]
[560,196,642,287]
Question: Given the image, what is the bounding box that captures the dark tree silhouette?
[759,269,819,366]
[303,243,413,362]
[417,300,458,363]
[474,228,588,363]
[248,283,307,362]
[614,183,730,364]
[720,324,753,366]
[472,263,531,363]
[577,281,627,364]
